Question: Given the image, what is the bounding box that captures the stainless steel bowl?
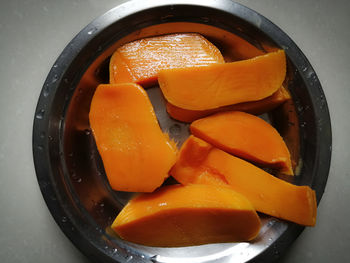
[32,0,332,262]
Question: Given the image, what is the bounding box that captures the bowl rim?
[32,0,332,262]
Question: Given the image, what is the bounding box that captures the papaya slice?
[112,184,261,247]
[171,136,317,226]
[89,83,177,192]
[109,33,224,87]
[158,50,286,110]
[190,111,293,175]
[166,86,291,123]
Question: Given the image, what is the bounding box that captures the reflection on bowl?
[33,0,331,262]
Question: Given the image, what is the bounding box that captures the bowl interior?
[33,2,331,263]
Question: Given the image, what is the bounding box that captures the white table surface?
[1,0,349,262]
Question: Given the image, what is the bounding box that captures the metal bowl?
[32,0,332,262]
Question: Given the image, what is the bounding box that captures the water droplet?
[302,67,308,72]
[37,145,44,151]
[274,249,280,257]
[48,135,53,141]
[112,248,118,254]
[36,109,45,119]
[140,255,145,258]
[40,132,45,138]
[104,245,108,249]
[87,27,98,35]
[84,129,91,135]
[125,255,133,262]
[61,216,67,223]
[43,84,50,97]
[53,64,58,68]
[300,121,306,127]
[268,220,276,226]
[306,71,314,79]
[71,173,82,183]
[100,203,105,207]
[51,74,58,83]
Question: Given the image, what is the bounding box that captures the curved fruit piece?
[166,86,291,123]
[124,22,265,61]
[158,50,286,110]
[89,83,177,192]
[190,111,293,175]
[109,33,224,87]
[112,184,261,247]
[171,136,317,226]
